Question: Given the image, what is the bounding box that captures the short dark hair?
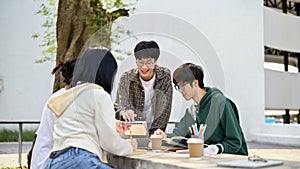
[134,40,160,60]
[51,58,77,85]
[72,47,118,94]
[173,63,205,89]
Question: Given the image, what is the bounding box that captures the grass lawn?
[0,129,36,142]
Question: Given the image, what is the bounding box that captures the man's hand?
[204,144,223,155]
[120,110,136,122]
[154,129,167,139]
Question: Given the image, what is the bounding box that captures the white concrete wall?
[112,0,265,141]
[259,7,300,146]
[0,0,54,128]
[265,69,300,109]
[264,7,300,53]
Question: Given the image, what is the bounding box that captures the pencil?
[192,125,197,136]
[130,130,132,141]
[200,124,207,136]
[188,127,193,135]
[195,123,199,135]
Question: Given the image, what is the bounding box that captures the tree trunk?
[53,0,128,92]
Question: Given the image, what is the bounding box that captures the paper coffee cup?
[150,134,162,150]
[187,138,204,159]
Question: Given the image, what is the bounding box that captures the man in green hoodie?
[156,62,248,155]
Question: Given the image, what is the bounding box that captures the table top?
[287,0,300,3]
[107,149,300,169]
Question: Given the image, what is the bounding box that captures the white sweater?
[31,88,66,169]
[47,83,133,162]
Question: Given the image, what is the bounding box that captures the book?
[163,136,188,149]
[217,159,283,168]
[162,137,209,151]
[123,121,148,136]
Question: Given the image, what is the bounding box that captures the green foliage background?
[32,0,137,63]
[0,129,36,142]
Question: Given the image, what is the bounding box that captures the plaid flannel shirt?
[114,65,173,135]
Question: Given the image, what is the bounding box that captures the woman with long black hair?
[44,47,136,169]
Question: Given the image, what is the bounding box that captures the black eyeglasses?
[136,61,155,68]
[174,81,192,91]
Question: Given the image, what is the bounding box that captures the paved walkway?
[0,142,32,154]
[0,142,32,168]
[0,141,299,168]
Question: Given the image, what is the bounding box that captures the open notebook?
[121,121,149,148]
[122,121,148,136]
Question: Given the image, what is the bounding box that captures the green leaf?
[31,33,40,39]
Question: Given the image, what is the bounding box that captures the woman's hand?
[116,120,131,134]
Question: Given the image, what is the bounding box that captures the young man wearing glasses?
[155,62,248,155]
[114,40,173,135]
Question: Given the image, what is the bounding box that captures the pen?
[188,126,193,135]
[199,124,203,132]
[192,125,197,136]
[200,124,207,136]
[198,124,203,136]
[195,123,199,135]
[130,130,132,141]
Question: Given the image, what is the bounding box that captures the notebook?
[163,136,188,149]
[122,121,148,136]
[122,121,150,149]
[217,159,284,168]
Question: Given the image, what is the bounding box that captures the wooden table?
[107,149,300,169]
